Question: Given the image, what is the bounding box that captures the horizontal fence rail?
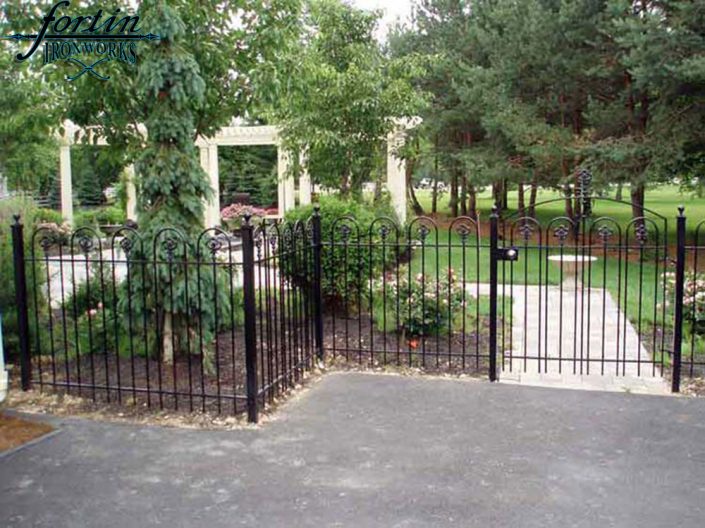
[10,202,705,422]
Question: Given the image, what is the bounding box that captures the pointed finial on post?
[678,205,685,217]
[242,212,252,227]
[313,203,320,217]
[13,214,21,226]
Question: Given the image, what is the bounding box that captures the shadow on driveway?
[2,372,704,527]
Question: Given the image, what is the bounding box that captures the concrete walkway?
[1,373,703,527]
[470,283,669,394]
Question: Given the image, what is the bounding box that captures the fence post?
[11,215,32,391]
[489,205,499,382]
[311,205,325,362]
[672,206,686,393]
[241,214,259,423]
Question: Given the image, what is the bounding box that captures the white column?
[59,144,73,225]
[298,151,312,206]
[277,148,294,216]
[207,144,220,227]
[125,164,137,221]
[386,130,407,224]
[200,144,220,228]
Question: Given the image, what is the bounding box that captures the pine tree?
[128,0,228,365]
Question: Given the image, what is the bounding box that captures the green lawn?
[415,184,705,242]
[409,233,667,325]
[408,184,693,335]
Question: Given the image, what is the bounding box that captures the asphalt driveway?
[2,372,705,527]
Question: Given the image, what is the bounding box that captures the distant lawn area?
[414,184,705,242]
[408,187,681,330]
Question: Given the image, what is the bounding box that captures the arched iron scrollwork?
[70,227,101,255]
[153,228,187,263]
[509,217,541,245]
[330,216,360,245]
[408,216,438,244]
[196,227,232,261]
[449,216,479,243]
[552,223,572,245]
[588,217,622,246]
[35,229,58,252]
[633,219,650,246]
[109,226,142,259]
[162,236,180,262]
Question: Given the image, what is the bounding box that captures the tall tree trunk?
[492,180,503,211]
[573,168,582,219]
[460,173,468,216]
[468,183,477,219]
[406,154,424,215]
[431,160,438,215]
[502,179,508,210]
[630,181,645,220]
[449,167,459,217]
[615,182,623,201]
[528,173,538,218]
[517,181,526,217]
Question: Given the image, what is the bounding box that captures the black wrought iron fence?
[10,214,317,423]
[8,204,705,423]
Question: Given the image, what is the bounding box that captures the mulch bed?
[0,413,54,453]
[29,322,314,417]
[322,313,491,377]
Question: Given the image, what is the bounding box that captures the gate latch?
[495,247,519,261]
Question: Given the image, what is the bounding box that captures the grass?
[408,184,695,334]
[409,234,667,325]
[415,184,705,242]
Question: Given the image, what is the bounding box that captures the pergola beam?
[56,119,419,227]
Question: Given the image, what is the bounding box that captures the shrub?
[285,195,402,307]
[74,206,126,232]
[35,208,63,225]
[95,205,126,225]
[664,271,705,333]
[370,267,467,337]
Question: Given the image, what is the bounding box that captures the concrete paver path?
[1,373,703,527]
[470,283,669,394]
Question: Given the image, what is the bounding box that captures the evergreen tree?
[129,0,228,365]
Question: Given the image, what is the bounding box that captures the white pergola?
[57,120,412,227]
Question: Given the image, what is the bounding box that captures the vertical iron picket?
[11,215,32,391]
[672,207,686,393]
[489,206,499,382]
[312,206,324,362]
[241,215,259,423]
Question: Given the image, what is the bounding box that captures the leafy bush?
[285,195,401,307]
[35,208,63,225]
[664,271,705,333]
[370,267,467,336]
[95,205,126,225]
[73,206,126,232]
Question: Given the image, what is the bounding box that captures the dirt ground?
[0,412,54,453]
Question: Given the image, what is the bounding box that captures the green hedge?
[285,195,403,307]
